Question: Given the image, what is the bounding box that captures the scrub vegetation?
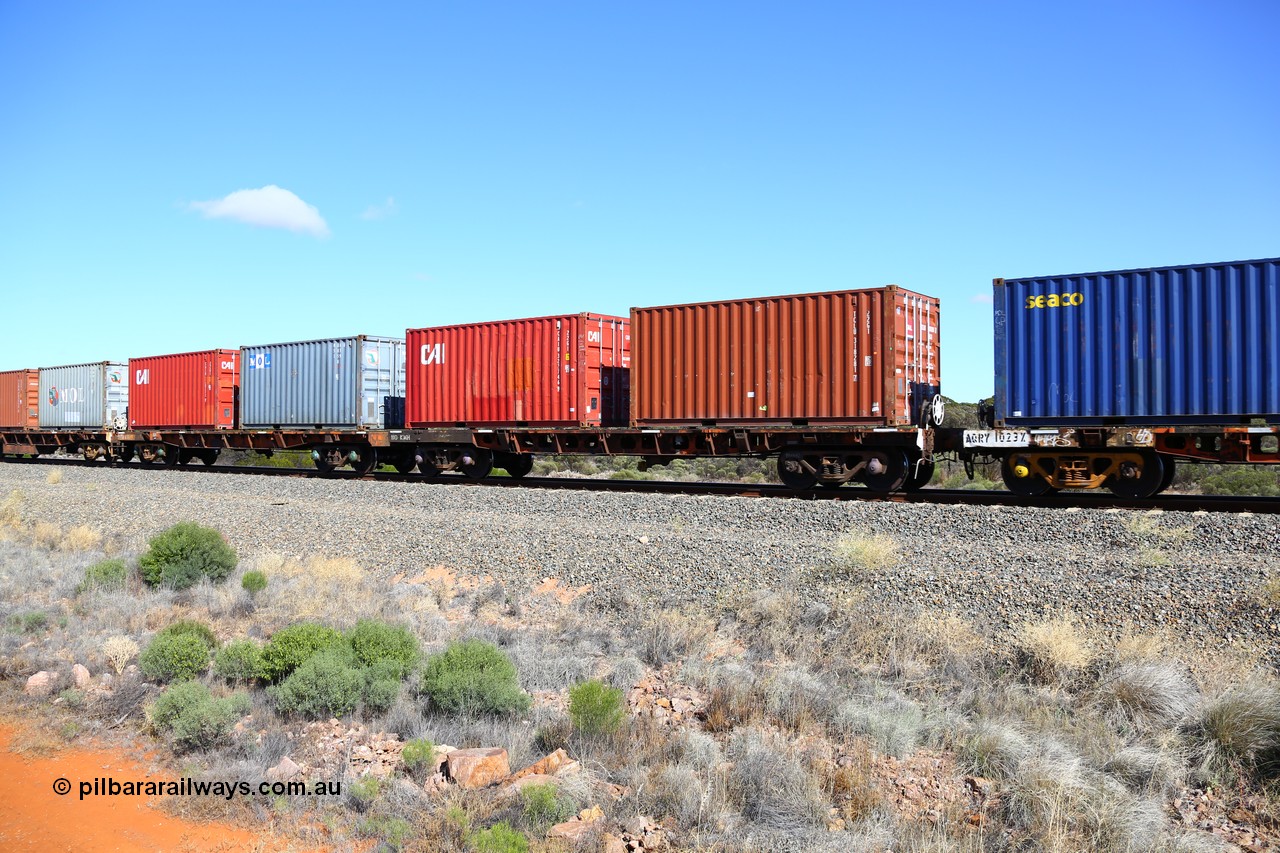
[0,513,1276,853]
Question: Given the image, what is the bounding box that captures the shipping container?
[631,287,941,426]
[0,369,39,429]
[38,362,129,429]
[406,314,630,428]
[240,336,406,429]
[128,349,239,429]
[994,257,1280,426]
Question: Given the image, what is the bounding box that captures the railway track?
[3,455,1277,514]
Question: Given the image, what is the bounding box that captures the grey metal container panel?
[239,336,406,429]
[38,362,129,429]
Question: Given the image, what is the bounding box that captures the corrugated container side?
[406,314,630,427]
[0,369,39,429]
[128,350,239,429]
[995,258,1280,426]
[240,337,406,429]
[631,287,941,426]
[38,363,129,429]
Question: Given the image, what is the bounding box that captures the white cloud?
[189,185,330,238]
[361,197,397,220]
[970,293,993,304]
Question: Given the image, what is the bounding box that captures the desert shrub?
[78,558,129,593]
[725,728,828,830]
[568,679,626,736]
[420,639,530,715]
[357,815,412,847]
[156,620,218,652]
[139,522,237,590]
[1191,682,1280,780]
[8,611,49,634]
[150,681,250,751]
[961,722,1033,780]
[1014,616,1096,684]
[347,619,420,678]
[833,693,924,758]
[139,633,211,682]
[521,782,575,831]
[401,738,437,779]
[1199,467,1280,497]
[468,822,528,853]
[346,774,381,812]
[832,532,899,573]
[637,610,712,667]
[259,622,345,681]
[102,636,139,674]
[240,570,267,599]
[1097,662,1197,732]
[274,647,364,718]
[60,524,102,551]
[363,660,403,713]
[213,639,264,683]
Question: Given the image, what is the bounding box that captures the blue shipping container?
[994,258,1280,426]
[240,336,406,429]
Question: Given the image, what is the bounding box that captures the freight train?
[1,257,1277,498]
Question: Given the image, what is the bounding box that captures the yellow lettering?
[1047,294,1060,307]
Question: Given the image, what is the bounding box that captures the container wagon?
[239,336,406,473]
[38,362,128,432]
[125,349,240,465]
[404,313,629,478]
[0,369,39,429]
[979,257,1280,496]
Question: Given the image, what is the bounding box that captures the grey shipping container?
[240,336,406,429]
[994,257,1280,426]
[39,362,129,429]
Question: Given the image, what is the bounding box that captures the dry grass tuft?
[255,553,380,628]
[1191,682,1280,781]
[102,636,140,674]
[1014,615,1096,685]
[1097,662,1198,732]
[831,532,899,574]
[45,469,63,485]
[32,521,62,550]
[0,489,23,528]
[60,525,103,552]
[1258,574,1280,608]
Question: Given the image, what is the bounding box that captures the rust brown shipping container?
[631,286,941,426]
[0,369,40,429]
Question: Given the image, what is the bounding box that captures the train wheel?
[459,448,494,480]
[1155,458,1177,494]
[1107,452,1165,499]
[863,451,909,494]
[313,447,342,473]
[1002,455,1052,496]
[163,449,182,467]
[902,458,936,492]
[777,450,818,490]
[350,447,378,476]
[196,449,220,466]
[112,445,135,463]
[501,454,534,479]
[417,460,440,479]
[392,457,418,474]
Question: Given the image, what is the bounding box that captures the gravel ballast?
[2,464,1277,660]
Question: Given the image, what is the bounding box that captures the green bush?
[274,647,364,718]
[347,774,381,812]
[348,619,420,678]
[363,671,402,714]
[568,679,626,736]
[1199,467,1280,497]
[240,570,268,598]
[521,782,575,831]
[260,622,345,682]
[8,611,49,634]
[150,681,250,751]
[213,639,264,683]
[78,558,129,593]
[468,822,528,853]
[139,522,237,590]
[140,633,212,682]
[420,639,531,715]
[156,620,218,652]
[400,738,437,778]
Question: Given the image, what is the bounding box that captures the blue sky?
[1,1,1276,403]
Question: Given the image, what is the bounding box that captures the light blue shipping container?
[994,258,1280,426]
[240,336,406,429]
[38,362,129,429]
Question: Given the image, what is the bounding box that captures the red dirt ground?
[0,723,300,852]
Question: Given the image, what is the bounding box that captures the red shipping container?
[631,286,941,426]
[0,369,39,429]
[407,314,630,427]
[128,350,240,429]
